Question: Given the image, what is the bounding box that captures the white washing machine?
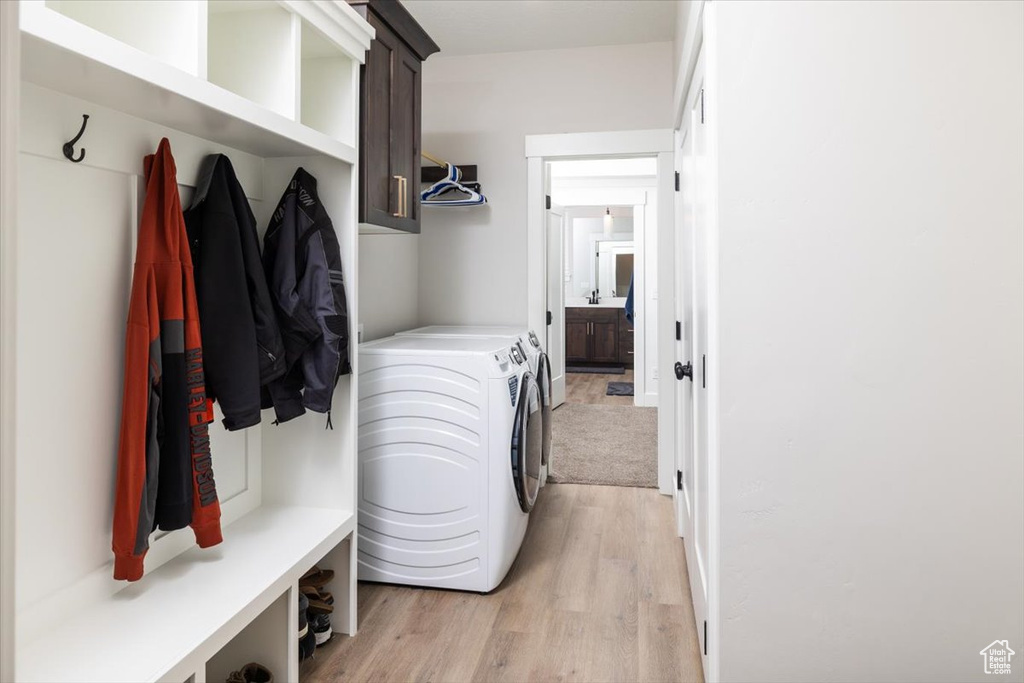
[396,326,553,469]
[357,335,542,592]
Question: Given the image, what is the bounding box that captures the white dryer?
[396,326,553,469]
[357,335,542,592]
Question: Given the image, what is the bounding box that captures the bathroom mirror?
[564,209,634,300]
[594,240,635,298]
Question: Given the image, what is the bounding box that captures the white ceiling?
[403,0,677,57]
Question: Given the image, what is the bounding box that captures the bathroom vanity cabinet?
[565,307,634,367]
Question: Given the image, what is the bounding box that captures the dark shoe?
[300,585,334,615]
[298,592,314,662]
[298,592,309,633]
[299,566,335,589]
[299,625,317,661]
[226,662,273,683]
[310,611,333,647]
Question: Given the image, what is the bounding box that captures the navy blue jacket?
[261,168,352,423]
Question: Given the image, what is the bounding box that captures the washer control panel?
[510,345,524,365]
[528,331,541,348]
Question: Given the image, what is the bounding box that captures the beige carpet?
[548,403,658,488]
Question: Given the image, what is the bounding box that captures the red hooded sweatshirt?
[112,138,222,581]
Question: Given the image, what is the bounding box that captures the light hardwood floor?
[302,483,704,683]
[565,369,636,407]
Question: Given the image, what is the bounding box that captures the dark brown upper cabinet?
[349,0,439,233]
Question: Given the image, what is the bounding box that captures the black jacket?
[184,154,286,430]
[261,167,352,424]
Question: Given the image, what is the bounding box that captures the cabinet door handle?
[392,175,403,217]
[392,175,409,218]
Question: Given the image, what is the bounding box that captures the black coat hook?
[63,114,90,163]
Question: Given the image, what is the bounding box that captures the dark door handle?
[675,361,693,381]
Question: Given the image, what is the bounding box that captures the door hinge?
[700,88,705,124]
[546,195,552,210]
[702,353,707,389]
[703,620,708,656]
[675,320,681,341]
[674,171,680,192]
[546,310,553,326]
[676,469,682,490]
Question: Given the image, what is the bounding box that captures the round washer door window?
[511,372,542,512]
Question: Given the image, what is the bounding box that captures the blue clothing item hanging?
[624,274,635,323]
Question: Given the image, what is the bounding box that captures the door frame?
[525,129,676,495]
[0,1,18,679]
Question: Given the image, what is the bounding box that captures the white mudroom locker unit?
[0,1,374,681]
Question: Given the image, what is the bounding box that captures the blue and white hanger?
[420,152,487,206]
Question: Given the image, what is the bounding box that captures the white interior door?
[546,203,566,407]
[675,129,695,540]
[688,65,711,667]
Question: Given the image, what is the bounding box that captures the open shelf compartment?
[42,0,204,76]
[300,19,358,147]
[206,587,296,683]
[207,0,299,120]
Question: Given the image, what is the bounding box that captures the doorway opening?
[526,132,676,495]
[544,157,657,488]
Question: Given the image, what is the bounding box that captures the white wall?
[358,233,419,341]
[419,42,674,326]
[702,2,1024,681]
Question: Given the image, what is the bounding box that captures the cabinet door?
[360,13,398,227]
[389,39,421,232]
[591,322,619,363]
[565,321,589,363]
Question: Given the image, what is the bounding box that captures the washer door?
[511,371,542,513]
[537,352,553,466]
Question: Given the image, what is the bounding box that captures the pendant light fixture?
[603,207,613,236]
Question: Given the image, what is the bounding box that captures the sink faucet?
[588,290,600,305]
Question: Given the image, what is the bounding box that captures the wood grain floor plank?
[584,612,640,683]
[639,602,705,683]
[493,512,572,633]
[637,488,688,605]
[600,485,640,560]
[527,609,591,683]
[549,503,604,613]
[469,629,544,683]
[413,592,502,683]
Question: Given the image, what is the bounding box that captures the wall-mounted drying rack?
[420,151,486,206]
[421,164,476,183]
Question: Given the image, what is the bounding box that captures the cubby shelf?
[18,505,355,683]
[21,1,368,164]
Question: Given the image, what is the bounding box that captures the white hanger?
[420,152,487,207]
